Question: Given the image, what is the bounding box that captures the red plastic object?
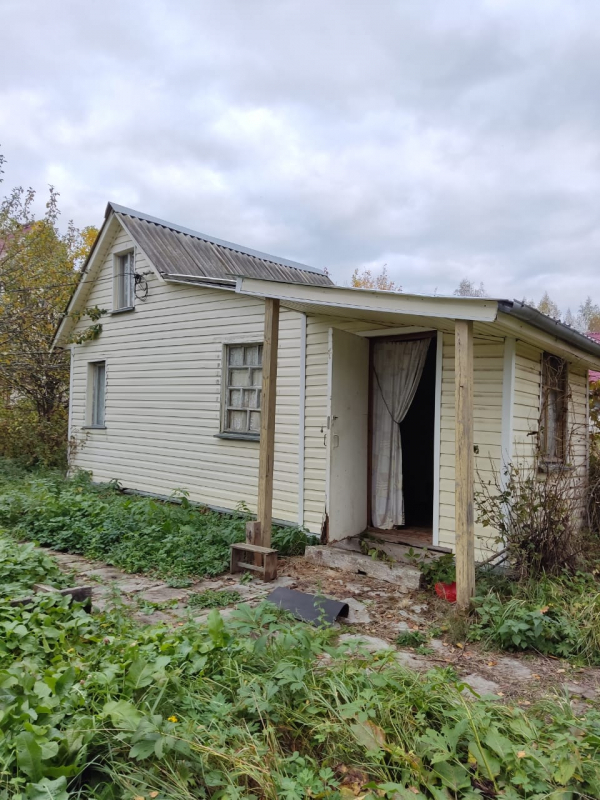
[435,581,457,603]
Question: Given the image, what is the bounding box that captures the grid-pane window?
[115,251,135,309]
[223,344,263,435]
[91,362,106,427]
[540,353,568,462]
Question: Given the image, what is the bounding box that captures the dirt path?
[49,548,600,710]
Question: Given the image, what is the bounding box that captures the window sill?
[538,462,575,474]
[214,432,259,442]
[110,307,135,315]
[81,425,107,430]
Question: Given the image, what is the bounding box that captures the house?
[53,203,600,606]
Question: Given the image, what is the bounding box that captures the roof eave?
[498,300,600,362]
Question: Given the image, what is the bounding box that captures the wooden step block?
[230,542,278,581]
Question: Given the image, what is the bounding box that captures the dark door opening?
[368,335,436,541]
[400,338,436,528]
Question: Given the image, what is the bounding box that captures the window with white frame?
[90,361,106,427]
[114,251,135,310]
[222,343,263,436]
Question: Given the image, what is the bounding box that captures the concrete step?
[333,535,447,566]
[304,545,421,591]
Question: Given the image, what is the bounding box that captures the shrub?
[0,400,68,469]
[476,461,587,579]
[589,434,600,534]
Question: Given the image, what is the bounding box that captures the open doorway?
[368,334,437,547]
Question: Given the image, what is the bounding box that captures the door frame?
[364,329,443,544]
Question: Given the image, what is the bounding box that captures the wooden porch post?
[455,319,475,609]
[256,297,280,548]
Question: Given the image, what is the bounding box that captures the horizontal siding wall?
[69,222,302,523]
[439,334,505,559]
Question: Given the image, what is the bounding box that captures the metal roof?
[108,202,333,287]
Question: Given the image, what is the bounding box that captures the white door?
[326,328,370,542]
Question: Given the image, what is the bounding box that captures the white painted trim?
[298,313,307,526]
[585,377,591,471]
[67,348,74,463]
[358,326,436,338]
[432,331,443,546]
[500,337,516,488]
[236,277,500,322]
[324,327,334,527]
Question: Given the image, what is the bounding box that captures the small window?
[540,353,568,463]
[222,343,263,435]
[91,361,106,427]
[114,251,135,310]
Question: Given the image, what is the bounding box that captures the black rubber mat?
[266,587,349,626]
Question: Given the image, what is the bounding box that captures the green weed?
[187,588,242,609]
[470,571,600,663]
[396,629,428,648]
[0,466,317,582]
[1,535,600,798]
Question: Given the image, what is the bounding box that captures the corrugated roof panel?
[113,205,332,288]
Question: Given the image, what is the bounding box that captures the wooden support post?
[257,297,280,548]
[455,319,475,609]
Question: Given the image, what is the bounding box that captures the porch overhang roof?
[236,277,600,370]
[235,277,499,323]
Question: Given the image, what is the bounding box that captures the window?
[90,361,106,427]
[540,353,568,463]
[222,343,263,436]
[114,251,135,310]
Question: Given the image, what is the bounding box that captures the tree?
[578,296,600,333]
[0,154,98,464]
[453,278,487,297]
[351,265,400,291]
[537,292,561,320]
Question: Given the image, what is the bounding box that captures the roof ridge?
[107,201,326,276]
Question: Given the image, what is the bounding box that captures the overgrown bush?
[0,466,316,580]
[0,400,68,469]
[3,536,600,798]
[589,434,600,534]
[470,571,600,664]
[476,461,587,579]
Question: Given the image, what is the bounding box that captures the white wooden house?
[54,204,600,604]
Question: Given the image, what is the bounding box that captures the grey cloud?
[1,0,600,308]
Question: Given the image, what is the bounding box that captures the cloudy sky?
[1,0,599,309]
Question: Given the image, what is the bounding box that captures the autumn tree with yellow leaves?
[351,265,400,291]
[0,154,98,465]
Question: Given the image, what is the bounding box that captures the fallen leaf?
[455,642,464,649]
[557,669,566,673]
[487,661,497,667]
[519,700,531,706]
[497,691,505,696]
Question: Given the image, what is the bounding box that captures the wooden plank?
[455,319,475,609]
[257,298,280,548]
[231,542,277,555]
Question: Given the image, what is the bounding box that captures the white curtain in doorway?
[371,339,430,529]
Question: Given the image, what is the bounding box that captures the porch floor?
[366,527,451,554]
